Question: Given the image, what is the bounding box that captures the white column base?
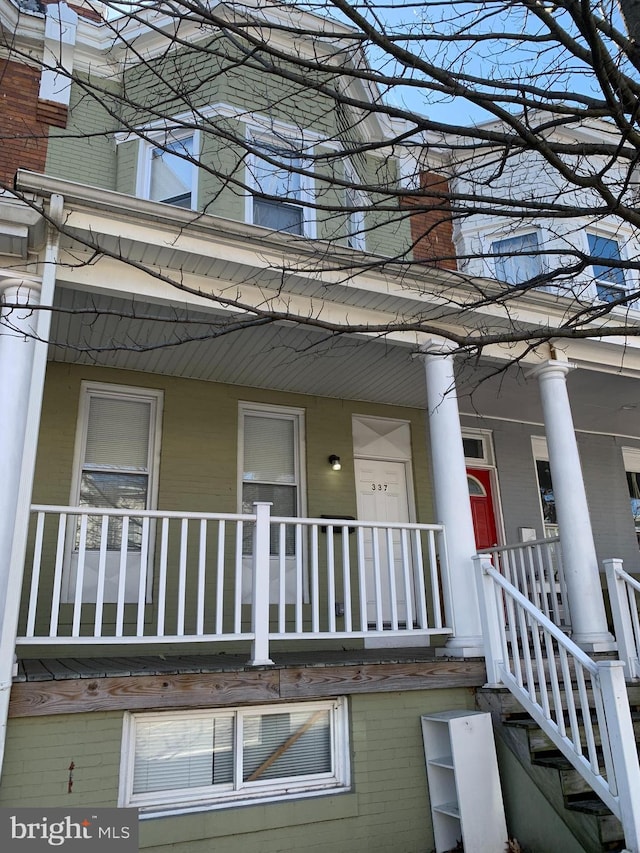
[437,636,485,658]
[571,633,617,654]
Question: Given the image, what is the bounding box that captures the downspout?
[0,193,63,780]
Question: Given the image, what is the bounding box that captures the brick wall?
[403,170,457,270]
[0,58,67,186]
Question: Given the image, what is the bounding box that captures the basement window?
[120,700,350,815]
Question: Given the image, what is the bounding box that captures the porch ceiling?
[48,287,640,439]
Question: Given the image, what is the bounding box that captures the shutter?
[85,396,151,470]
[243,415,295,483]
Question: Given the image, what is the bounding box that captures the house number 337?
[371,483,388,490]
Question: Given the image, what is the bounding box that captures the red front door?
[467,467,499,550]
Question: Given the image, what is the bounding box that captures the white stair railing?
[480,537,570,630]
[476,556,640,853]
[605,558,640,681]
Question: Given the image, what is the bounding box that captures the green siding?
[46,77,120,189]
[0,688,475,853]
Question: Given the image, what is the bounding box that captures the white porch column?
[420,344,483,657]
[530,359,615,651]
[0,278,41,617]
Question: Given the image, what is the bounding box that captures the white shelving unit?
[421,709,507,853]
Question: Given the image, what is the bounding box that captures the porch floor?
[14,646,457,682]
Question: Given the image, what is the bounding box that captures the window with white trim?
[64,383,163,603]
[532,436,558,538]
[623,448,640,548]
[344,163,366,250]
[492,232,542,285]
[247,133,314,236]
[587,232,626,303]
[140,133,197,209]
[120,700,349,814]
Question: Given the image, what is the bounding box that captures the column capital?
[527,358,575,381]
[0,276,42,304]
[416,338,457,359]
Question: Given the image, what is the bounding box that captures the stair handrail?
[605,558,640,681]
[475,555,640,853]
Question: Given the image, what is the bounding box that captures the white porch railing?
[479,536,570,631]
[605,558,640,681]
[18,503,452,662]
[476,556,640,851]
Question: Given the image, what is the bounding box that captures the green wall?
[33,361,434,523]
[0,688,475,853]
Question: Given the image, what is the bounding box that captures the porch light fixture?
[329,455,342,471]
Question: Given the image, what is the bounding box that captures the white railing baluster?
[234,520,243,635]
[94,515,109,638]
[157,517,169,637]
[177,518,188,637]
[137,516,150,637]
[278,523,286,634]
[49,512,67,637]
[115,516,129,637]
[327,525,336,633]
[400,528,413,629]
[386,528,398,631]
[196,519,207,636]
[357,526,367,632]
[341,525,352,632]
[26,512,45,638]
[215,519,225,635]
[295,523,303,633]
[73,514,89,637]
[372,528,383,631]
[311,523,320,633]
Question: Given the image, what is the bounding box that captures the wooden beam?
[9,659,486,718]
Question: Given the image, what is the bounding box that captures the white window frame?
[622,447,640,547]
[238,402,307,604]
[462,428,494,466]
[136,129,200,210]
[64,382,163,603]
[119,699,350,816]
[245,129,316,238]
[532,436,558,538]
[585,230,628,304]
[344,161,367,251]
[490,229,543,286]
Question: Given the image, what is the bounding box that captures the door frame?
[352,415,420,647]
[462,427,504,548]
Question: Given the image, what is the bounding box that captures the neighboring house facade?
[2,2,640,852]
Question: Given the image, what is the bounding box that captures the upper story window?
[139,132,198,209]
[587,232,626,303]
[247,134,314,237]
[492,232,542,286]
[345,182,366,251]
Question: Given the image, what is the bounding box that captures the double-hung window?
[64,383,162,603]
[120,700,349,815]
[492,232,542,285]
[623,448,640,547]
[144,133,196,209]
[587,232,626,303]
[248,134,312,235]
[239,403,305,602]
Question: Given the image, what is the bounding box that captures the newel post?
[474,556,505,687]
[605,559,639,681]
[249,502,274,666]
[597,660,640,852]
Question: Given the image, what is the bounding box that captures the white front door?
[354,458,414,624]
